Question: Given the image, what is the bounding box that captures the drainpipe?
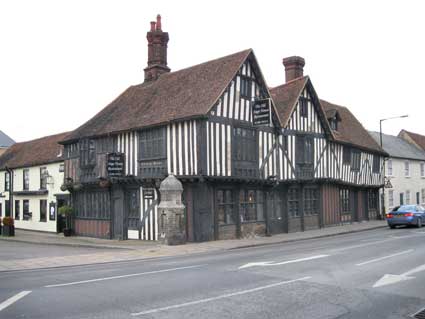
[5,166,13,218]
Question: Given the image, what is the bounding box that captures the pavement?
[1,225,425,318]
[0,220,387,272]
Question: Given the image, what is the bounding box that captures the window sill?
[240,220,265,224]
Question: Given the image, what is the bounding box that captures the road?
[1,227,425,318]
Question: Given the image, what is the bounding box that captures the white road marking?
[131,276,311,316]
[356,249,414,266]
[45,264,205,288]
[239,254,329,269]
[373,262,425,288]
[0,291,32,312]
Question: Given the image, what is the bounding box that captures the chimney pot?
[282,56,305,83]
[150,21,156,32]
[156,14,162,31]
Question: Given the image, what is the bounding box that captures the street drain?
[412,308,425,319]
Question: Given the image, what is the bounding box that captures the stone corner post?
[158,174,186,245]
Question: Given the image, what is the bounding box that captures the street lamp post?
[379,114,408,219]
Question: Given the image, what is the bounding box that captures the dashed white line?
[45,264,205,288]
[0,291,32,312]
[131,276,311,316]
[356,249,414,266]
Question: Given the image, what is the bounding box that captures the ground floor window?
[368,190,378,210]
[40,200,47,222]
[288,188,300,218]
[400,193,404,205]
[340,188,351,214]
[239,189,264,222]
[23,200,31,220]
[406,190,411,204]
[15,200,20,220]
[421,189,425,205]
[217,190,234,225]
[388,190,394,207]
[304,188,319,216]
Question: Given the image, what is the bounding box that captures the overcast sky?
[1,0,423,142]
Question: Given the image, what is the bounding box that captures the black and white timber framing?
[61,49,385,241]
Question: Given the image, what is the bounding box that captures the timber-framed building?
[59,15,387,241]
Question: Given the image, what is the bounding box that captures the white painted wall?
[382,157,425,211]
[0,162,68,232]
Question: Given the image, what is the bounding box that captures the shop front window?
[217,190,234,225]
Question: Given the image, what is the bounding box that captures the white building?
[0,132,70,232]
[369,131,425,211]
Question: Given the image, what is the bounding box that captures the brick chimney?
[144,14,170,82]
[282,56,305,83]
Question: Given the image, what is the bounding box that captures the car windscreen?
[397,205,416,212]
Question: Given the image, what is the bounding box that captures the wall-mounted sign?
[252,98,271,126]
[143,189,155,200]
[107,153,125,177]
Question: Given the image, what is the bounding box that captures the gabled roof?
[269,76,334,138]
[0,132,69,170]
[320,100,386,154]
[0,130,15,148]
[369,131,425,161]
[63,49,253,143]
[399,130,425,151]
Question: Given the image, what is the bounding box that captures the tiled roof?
[63,49,252,143]
[399,130,425,151]
[369,131,425,160]
[320,100,386,154]
[0,132,69,170]
[0,130,15,148]
[269,76,309,128]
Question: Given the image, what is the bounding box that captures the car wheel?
[417,218,422,228]
[390,225,396,229]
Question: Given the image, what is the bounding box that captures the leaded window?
[128,189,140,230]
[288,188,300,218]
[372,155,380,173]
[351,150,361,171]
[340,188,351,214]
[139,127,166,160]
[240,76,252,99]
[217,190,234,225]
[343,146,351,164]
[299,97,308,118]
[80,139,96,167]
[304,188,319,216]
[296,136,314,165]
[234,127,256,162]
[239,189,264,222]
[368,190,378,210]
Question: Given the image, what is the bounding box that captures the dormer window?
[329,117,338,130]
[325,108,341,131]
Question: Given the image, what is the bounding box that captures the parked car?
[386,205,425,228]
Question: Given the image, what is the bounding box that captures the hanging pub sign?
[107,152,125,177]
[252,98,271,126]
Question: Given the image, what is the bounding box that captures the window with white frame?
[388,190,394,208]
[404,161,410,177]
[387,159,393,176]
[421,162,425,177]
[406,190,411,204]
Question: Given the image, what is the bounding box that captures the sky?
[1,0,424,143]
